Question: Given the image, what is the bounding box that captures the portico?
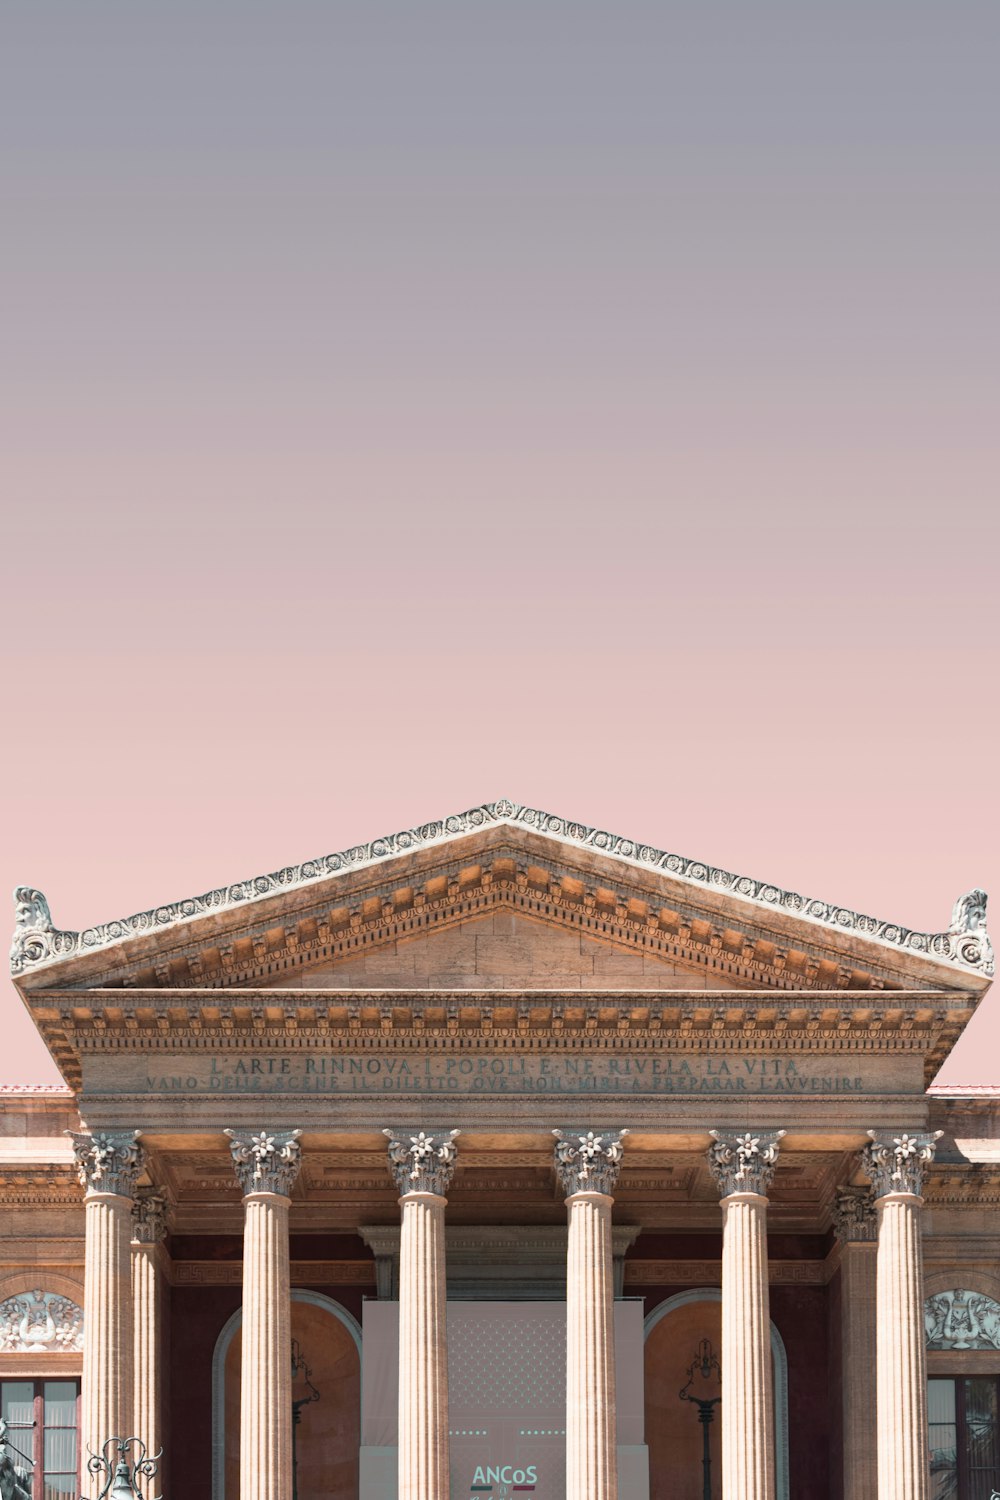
[5,800,996,1500]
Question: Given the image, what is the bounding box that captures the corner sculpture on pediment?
[708,1129,785,1198]
[8,802,996,977]
[68,1130,144,1198]
[225,1129,302,1197]
[832,1185,878,1242]
[384,1130,460,1197]
[552,1130,628,1198]
[861,1130,943,1199]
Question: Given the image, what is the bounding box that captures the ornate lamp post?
[290,1339,320,1500]
[679,1339,722,1500]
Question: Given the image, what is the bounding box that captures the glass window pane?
[1,1383,34,1430]
[928,1379,958,1500]
[43,1430,76,1473]
[43,1385,76,1427]
[44,1478,77,1500]
[964,1377,999,1489]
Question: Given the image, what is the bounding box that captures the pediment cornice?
[11,799,993,992]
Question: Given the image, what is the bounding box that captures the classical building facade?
[2,800,998,1500]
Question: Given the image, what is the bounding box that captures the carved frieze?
[925,1289,1000,1350]
[707,1129,785,1197]
[384,1129,460,1196]
[552,1129,628,1197]
[0,1290,83,1352]
[862,1131,942,1199]
[225,1129,302,1197]
[68,1131,144,1198]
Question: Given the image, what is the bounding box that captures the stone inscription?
[122,1051,877,1098]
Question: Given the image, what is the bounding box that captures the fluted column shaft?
[70,1130,144,1467]
[875,1196,928,1498]
[554,1128,627,1500]
[83,1194,134,1457]
[132,1192,169,1489]
[398,1192,450,1500]
[833,1188,878,1500]
[386,1129,459,1500]
[720,1193,775,1500]
[708,1128,783,1500]
[566,1191,618,1500]
[863,1130,940,1500]
[227,1129,302,1500]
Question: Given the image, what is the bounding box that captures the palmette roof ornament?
[68,1130,144,1198]
[862,1130,943,1199]
[708,1128,785,1197]
[384,1129,460,1197]
[225,1128,302,1197]
[553,1129,628,1197]
[9,801,994,978]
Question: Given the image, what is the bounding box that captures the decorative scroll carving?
[68,1130,144,1198]
[925,1289,1000,1350]
[384,1129,459,1197]
[131,1189,169,1244]
[708,1129,785,1197]
[0,1290,84,1352]
[225,1129,302,1197]
[832,1185,877,1243]
[552,1129,628,1197]
[11,802,994,976]
[862,1130,942,1199]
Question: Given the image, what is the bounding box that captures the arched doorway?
[212,1292,361,1500]
[644,1290,788,1500]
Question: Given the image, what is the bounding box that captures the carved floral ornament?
[0,1290,84,1353]
[707,1129,785,1198]
[384,1129,460,1196]
[8,802,994,976]
[552,1129,628,1198]
[861,1130,942,1200]
[131,1190,169,1244]
[225,1129,302,1197]
[68,1131,144,1198]
[925,1290,1000,1351]
[832,1185,877,1243]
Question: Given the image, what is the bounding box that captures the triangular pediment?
[250,909,741,993]
[10,798,993,999]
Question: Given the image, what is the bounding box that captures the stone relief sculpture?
[9,802,994,976]
[0,1290,84,1353]
[924,1289,1000,1350]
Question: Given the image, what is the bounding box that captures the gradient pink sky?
[2,5,997,1088]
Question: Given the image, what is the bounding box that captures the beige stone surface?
[839,1243,877,1500]
[720,1193,775,1500]
[565,1191,619,1500]
[397,1192,450,1500]
[240,1193,293,1500]
[875,1195,931,1500]
[131,1243,167,1483]
[82,1193,133,1462]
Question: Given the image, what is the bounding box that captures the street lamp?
[679,1338,722,1500]
[291,1339,320,1500]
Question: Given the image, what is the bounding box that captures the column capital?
[132,1188,170,1245]
[225,1128,302,1197]
[384,1129,459,1196]
[861,1130,942,1200]
[68,1129,144,1198]
[708,1128,785,1198]
[832,1185,878,1243]
[553,1129,628,1198]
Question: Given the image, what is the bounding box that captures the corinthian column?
[553,1129,628,1500]
[226,1129,302,1500]
[131,1191,169,1481]
[862,1130,942,1500]
[385,1129,459,1500]
[832,1187,877,1500]
[69,1130,144,1461]
[708,1128,785,1500]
